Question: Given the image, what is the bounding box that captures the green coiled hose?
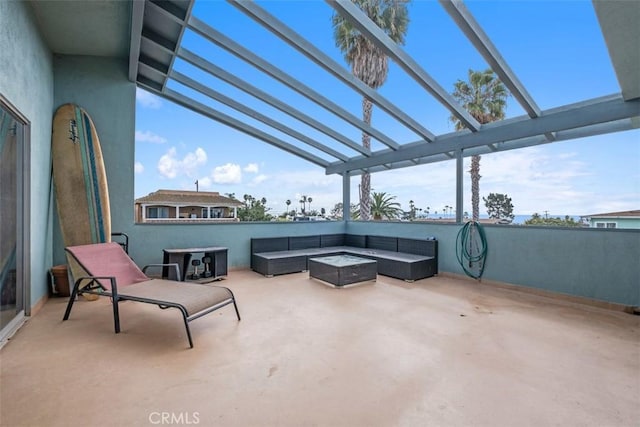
[456,221,488,280]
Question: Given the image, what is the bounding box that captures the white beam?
[128,0,145,82]
[163,88,331,168]
[327,0,480,131]
[188,16,400,150]
[227,0,437,142]
[593,0,640,101]
[439,0,541,118]
[171,70,350,162]
[179,47,370,156]
[326,95,640,173]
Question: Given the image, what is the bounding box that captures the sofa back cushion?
[320,234,345,247]
[398,237,437,257]
[251,237,289,253]
[289,235,320,250]
[367,235,398,252]
[344,234,366,248]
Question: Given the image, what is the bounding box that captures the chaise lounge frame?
[62,242,241,348]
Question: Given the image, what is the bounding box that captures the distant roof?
[135,189,244,207]
[583,210,640,218]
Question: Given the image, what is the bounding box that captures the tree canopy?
[524,213,582,227]
[370,191,402,220]
[483,193,515,222]
[238,194,272,222]
[330,202,359,220]
[450,69,508,221]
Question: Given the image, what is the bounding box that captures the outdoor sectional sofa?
[251,234,438,282]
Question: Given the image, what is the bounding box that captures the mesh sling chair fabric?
[62,242,240,348]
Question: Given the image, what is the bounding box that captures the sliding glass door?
[0,96,28,342]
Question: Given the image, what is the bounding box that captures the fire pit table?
[308,254,377,287]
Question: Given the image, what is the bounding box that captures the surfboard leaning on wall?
[52,104,111,299]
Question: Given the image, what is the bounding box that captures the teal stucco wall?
[0,0,55,308]
[52,55,136,265]
[477,224,639,305]
[129,221,346,270]
[129,219,639,307]
[347,221,639,306]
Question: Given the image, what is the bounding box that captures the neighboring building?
[581,210,640,230]
[135,190,244,223]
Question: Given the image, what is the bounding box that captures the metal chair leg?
[183,316,194,348]
[112,297,121,333]
[62,280,81,321]
[233,298,241,321]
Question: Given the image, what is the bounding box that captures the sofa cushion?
[320,234,345,247]
[398,238,437,257]
[251,237,289,253]
[344,234,366,248]
[367,235,398,252]
[289,235,320,250]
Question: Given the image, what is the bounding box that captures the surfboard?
[52,104,111,299]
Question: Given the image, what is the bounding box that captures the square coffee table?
[308,255,377,287]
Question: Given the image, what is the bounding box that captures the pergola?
[126,0,640,221]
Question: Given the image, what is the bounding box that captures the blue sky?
[134,0,639,217]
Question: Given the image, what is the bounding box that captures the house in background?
[134,189,243,223]
[581,210,640,229]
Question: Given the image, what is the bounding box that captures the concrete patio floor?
[1,270,638,427]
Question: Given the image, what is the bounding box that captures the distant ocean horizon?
[425,214,582,224]
[482,214,582,224]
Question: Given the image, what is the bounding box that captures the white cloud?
[157,147,208,179]
[254,169,343,213]
[158,148,179,179]
[472,148,593,214]
[479,149,589,188]
[249,174,268,186]
[212,163,242,184]
[183,148,208,167]
[244,163,259,173]
[197,177,212,189]
[136,89,162,109]
[135,130,167,144]
[134,162,144,174]
[144,141,635,218]
[285,146,600,216]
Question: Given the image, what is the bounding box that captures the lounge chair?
[62,242,241,348]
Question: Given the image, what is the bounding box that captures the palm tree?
[450,69,508,221]
[332,0,410,221]
[299,195,308,215]
[370,191,402,220]
[307,197,313,214]
[285,199,291,216]
[243,194,253,209]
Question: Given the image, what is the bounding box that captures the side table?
[162,246,228,282]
